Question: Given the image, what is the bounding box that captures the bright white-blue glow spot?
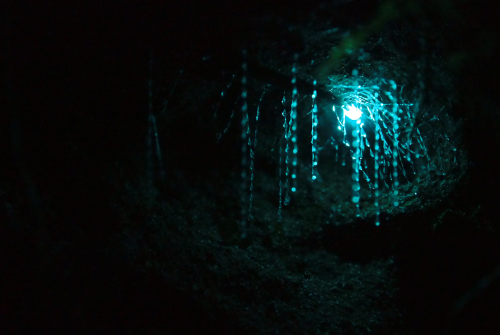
[312,175,317,180]
[338,126,341,130]
[343,104,362,120]
[292,174,296,179]
[291,137,296,143]
[313,162,318,166]
[332,106,336,112]
[293,149,298,154]
[291,187,297,192]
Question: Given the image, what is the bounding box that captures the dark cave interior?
[2,0,500,334]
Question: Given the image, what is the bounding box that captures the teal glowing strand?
[374,108,380,226]
[248,89,266,223]
[291,54,298,193]
[283,92,290,206]
[311,80,318,181]
[240,49,248,238]
[390,81,400,207]
[278,143,283,223]
[147,52,164,182]
[351,119,361,216]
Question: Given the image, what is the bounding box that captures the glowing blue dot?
[352,196,360,203]
[375,222,380,226]
[292,174,296,179]
[312,175,317,180]
[291,137,296,143]
[291,187,297,192]
[293,149,297,154]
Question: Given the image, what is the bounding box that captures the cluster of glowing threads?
[329,73,428,223]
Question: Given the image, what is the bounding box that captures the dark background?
[2,0,500,334]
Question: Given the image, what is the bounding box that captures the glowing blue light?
[343,104,362,120]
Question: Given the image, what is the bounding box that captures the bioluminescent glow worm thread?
[351,118,361,215]
[151,113,164,181]
[214,74,236,118]
[283,92,291,206]
[311,80,318,181]
[148,54,164,182]
[388,80,400,207]
[248,89,266,223]
[240,49,248,238]
[291,54,298,193]
[374,108,380,226]
[278,142,283,223]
